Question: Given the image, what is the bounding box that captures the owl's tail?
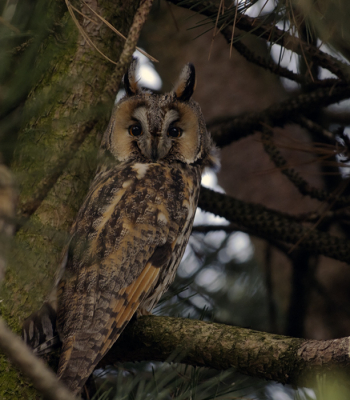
[57,335,98,395]
[58,262,160,394]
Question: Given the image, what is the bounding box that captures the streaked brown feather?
[51,62,217,396]
[56,162,196,394]
[57,261,160,392]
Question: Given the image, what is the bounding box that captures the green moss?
[0,354,38,400]
[1,0,140,397]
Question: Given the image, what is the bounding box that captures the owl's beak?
[151,137,159,162]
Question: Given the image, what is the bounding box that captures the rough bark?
[100,315,350,386]
[0,0,140,398]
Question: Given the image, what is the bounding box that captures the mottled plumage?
[24,60,218,395]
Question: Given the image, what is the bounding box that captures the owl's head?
[101,60,219,170]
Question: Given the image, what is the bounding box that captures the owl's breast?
[71,162,200,269]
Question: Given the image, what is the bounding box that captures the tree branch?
[0,318,76,400]
[100,315,350,386]
[103,0,155,100]
[260,127,350,207]
[225,39,338,88]
[170,0,350,81]
[207,82,350,148]
[198,187,350,263]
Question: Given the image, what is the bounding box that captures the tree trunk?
[0,0,140,397]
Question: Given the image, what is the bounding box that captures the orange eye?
[129,124,143,137]
[168,126,182,138]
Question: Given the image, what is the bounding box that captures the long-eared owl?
[26,60,218,395]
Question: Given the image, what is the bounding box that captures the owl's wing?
[56,165,188,393]
[57,259,163,393]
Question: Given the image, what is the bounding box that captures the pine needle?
[229,4,238,59]
[65,0,158,66]
[208,0,224,61]
[65,0,119,65]
[0,16,21,34]
[81,0,158,63]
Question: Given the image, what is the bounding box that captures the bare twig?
[81,0,158,62]
[296,116,335,141]
[192,224,237,234]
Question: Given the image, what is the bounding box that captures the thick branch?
[100,315,350,386]
[198,187,350,263]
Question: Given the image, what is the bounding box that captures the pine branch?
[207,82,350,147]
[198,187,350,263]
[260,128,350,207]
[100,315,350,386]
[169,0,350,81]
[225,38,330,86]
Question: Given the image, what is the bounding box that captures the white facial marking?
[132,107,148,133]
[132,163,149,179]
[162,109,180,133]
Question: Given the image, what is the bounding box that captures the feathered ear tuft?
[173,63,196,101]
[123,58,140,96]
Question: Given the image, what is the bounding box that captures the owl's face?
[101,61,218,170]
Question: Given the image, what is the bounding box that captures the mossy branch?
[100,315,350,386]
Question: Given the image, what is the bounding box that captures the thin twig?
[66,0,119,65]
[296,116,335,141]
[81,0,158,62]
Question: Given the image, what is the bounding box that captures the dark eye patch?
[168,125,182,138]
[129,123,143,137]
